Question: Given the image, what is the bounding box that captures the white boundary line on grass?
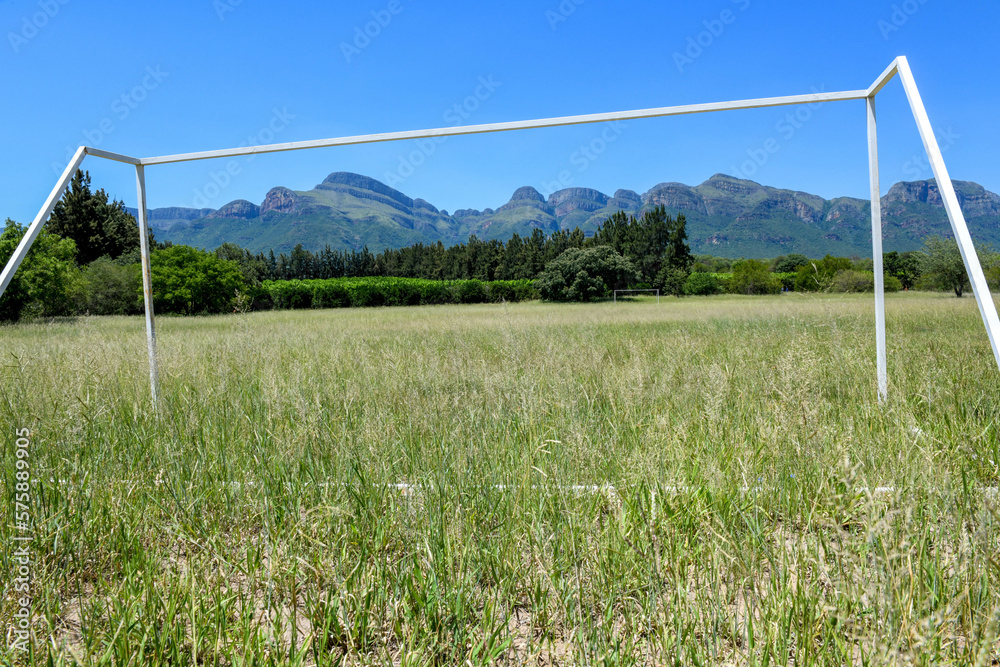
[42,478,999,502]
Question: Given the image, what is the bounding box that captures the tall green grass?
[0,292,998,665]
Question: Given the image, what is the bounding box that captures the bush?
[684,272,723,296]
[794,264,823,292]
[452,280,487,304]
[419,281,453,305]
[311,281,350,308]
[794,255,854,292]
[775,272,797,290]
[261,277,538,311]
[0,220,80,320]
[771,253,809,273]
[829,270,875,293]
[269,280,313,309]
[150,245,245,314]
[82,257,142,315]
[510,280,539,301]
[817,270,903,294]
[920,235,971,297]
[536,246,640,302]
[345,281,386,308]
[488,281,516,303]
[386,280,422,306]
[730,260,782,295]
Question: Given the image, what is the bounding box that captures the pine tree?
[47,170,149,265]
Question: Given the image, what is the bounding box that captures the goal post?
[3,56,998,406]
[614,289,660,304]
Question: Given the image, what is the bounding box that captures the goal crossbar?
[2,56,997,405]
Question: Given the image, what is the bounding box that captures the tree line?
[1,170,996,320]
[215,204,690,289]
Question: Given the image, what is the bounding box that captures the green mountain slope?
[139,171,1000,258]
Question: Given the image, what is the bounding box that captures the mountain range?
[134,172,1000,258]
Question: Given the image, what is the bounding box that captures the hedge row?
[686,270,902,295]
[261,277,538,310]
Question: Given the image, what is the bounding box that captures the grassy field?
[1,292,998,665]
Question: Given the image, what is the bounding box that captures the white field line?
[41,478,999,503]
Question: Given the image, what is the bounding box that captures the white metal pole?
[867,96,888,402]
[0,146,87,299]
[135,165,159,406]
[895,57,1000,370]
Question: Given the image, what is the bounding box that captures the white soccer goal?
[2,56,998,406]
[614,289,660,304]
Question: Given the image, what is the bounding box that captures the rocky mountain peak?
[510,186,545,202]
[704,174,765,197]
[883,179,1000,218]
[413,198,439,214]
[261,187,298,215]
[612,189,641,204]
[885,180,943,206]
[547,188,610,208]
[644,182,707,214]
[319,172,414,209]
[206,199,260,219]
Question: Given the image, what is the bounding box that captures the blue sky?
[1,0,998,224]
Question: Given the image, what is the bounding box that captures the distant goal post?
[614,289,660,304]
[2,56,998,406]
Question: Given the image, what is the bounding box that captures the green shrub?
[387,280,422,306]
[452,280,488,304]
[266,280,312,309]
[730,260,782,295]
[150,245,245,315]
[818,270,903,294]
[829,270,875,293]
[82,257,142,315]
[311,281,350,308]
[346,281,386,308]
[510,279,539,301]
[488,281,515,302]
[771,253,809,273]
[0,220,80,320]
[684,272,722,296]
[261,276,538,310]
[794,255,854,292]
[536,246,640,302]
[419,281,453,305]
[775,272,796,290]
